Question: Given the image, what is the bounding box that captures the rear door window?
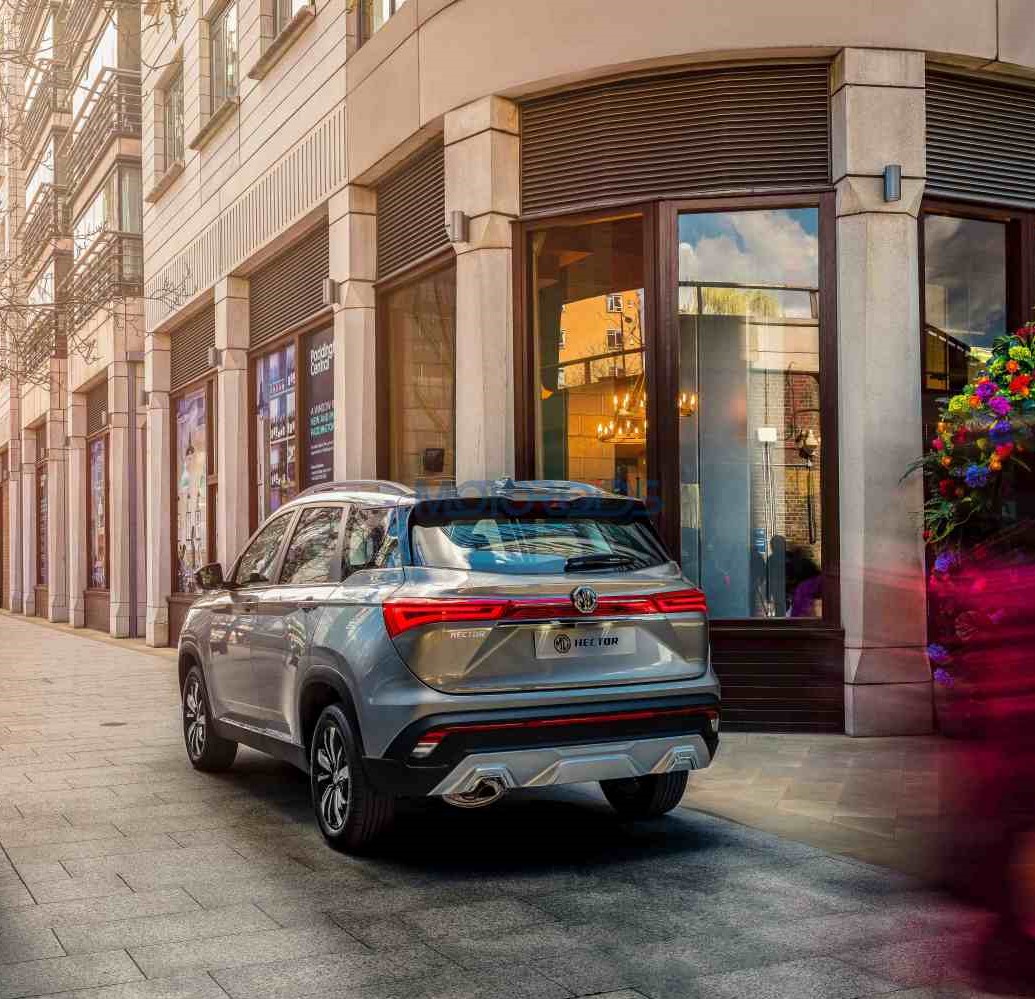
[279,506,344,585]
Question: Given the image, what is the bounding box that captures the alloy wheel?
[184,675,207,760]
[314,722,350,834]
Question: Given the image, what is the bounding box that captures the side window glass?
[343,507,397,575]
[280,507,344,585]
[234,514,293,587]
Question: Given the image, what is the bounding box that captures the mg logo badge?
[570,586,598,615]
[553,633,572,654]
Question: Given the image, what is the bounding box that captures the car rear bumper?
[426,732,712,796]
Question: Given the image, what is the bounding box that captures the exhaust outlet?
[442,776,507,809]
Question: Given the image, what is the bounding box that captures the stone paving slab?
[0,613,1027,999]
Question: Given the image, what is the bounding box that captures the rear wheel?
[310,704,395,852]
[601,771,689,819]
[182,665,237,772]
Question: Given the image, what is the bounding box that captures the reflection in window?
[88,437,107,589]
[384,264,456,489]
[255,344,297,520]
[162,67,184,169]
[532,216,646,497]
[235,513,292,586]
[280,507,342,585]
[678,208,822,620]
[275,0,311,34]
[37,463,48,586]
[73,19,118,121]
[175,387,208,593]
[211,1,239,110]
[344,507,396,573]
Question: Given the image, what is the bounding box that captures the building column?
[832,49,931,735]
[445,97,520,483]
[145,330,172,647]
[66,393,87,628]
[216,278,250,569]
[330,186,377,480]
[44,371,68,623]
[108,361,136,637]
[20,429,36,616]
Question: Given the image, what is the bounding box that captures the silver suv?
[178,480,720,851]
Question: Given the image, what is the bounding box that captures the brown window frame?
[513,191,841,633]
[247,315,335,534]
[85,426,110,593]
[374,250,458,483]
[171,373,218,593]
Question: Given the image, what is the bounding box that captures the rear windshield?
[411,516,668,575]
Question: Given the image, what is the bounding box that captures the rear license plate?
[534,627,636,660]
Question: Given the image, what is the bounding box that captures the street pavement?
[0,614,1016,999]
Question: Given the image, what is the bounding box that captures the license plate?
[534,627,636,660]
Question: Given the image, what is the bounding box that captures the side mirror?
[194,563,225,592]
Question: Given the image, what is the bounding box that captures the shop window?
[361,0,408,40]
[36,461,47,586]
[677,207,822,620]
[174,383,213,592]
[87,436,108,589]
[210,0,239,110]
[531,215,648,497]
[280,506,342,585]
[382,263,456,489]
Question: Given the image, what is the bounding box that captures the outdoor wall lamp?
[883,164,902,203]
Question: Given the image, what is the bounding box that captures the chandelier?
[597,390,646,444]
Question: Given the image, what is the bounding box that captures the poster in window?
[306,328,334,487]
[175,388,208,593]
[36,465,47,586]
[88,437,107,589]
[256,344,297,518]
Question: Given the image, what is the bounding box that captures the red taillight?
[383,588,707,638]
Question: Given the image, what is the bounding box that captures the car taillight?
[383,588,707,638]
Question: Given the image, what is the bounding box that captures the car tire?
[310,703,395,853]
[600,771,689,819]
[182,665,237,772]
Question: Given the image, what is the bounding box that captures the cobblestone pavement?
[0,614,1016,999]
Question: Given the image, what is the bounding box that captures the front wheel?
[182,665,237,772]
[601,771,689,819]
[310,704,395,852]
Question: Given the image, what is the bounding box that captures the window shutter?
[376,143,448,279]
[521,62,831,215]
[926,71,1035,210]
[86,383,108,436]
[249,222,329,349]
[170,306,216,393]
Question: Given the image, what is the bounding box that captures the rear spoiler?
[407,495,658,527]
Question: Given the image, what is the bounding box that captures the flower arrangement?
[907,323,1035,544]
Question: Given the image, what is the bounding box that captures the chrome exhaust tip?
[442,776,507,809]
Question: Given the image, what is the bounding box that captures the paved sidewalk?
[0,614,1017,999]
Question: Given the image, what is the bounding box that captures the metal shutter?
[376,143,448,279]
[250,223,329,350]
[170,306,216,393]
[521,62,831,215]
[926,71,1035,209]
[86,383,108,436]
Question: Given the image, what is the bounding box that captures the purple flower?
[965,464,990,488]
[990,395,1012,417]
[990,419,1014,444]
[976,381,997,402]
[928,644,952,666]
[933,667,955,688]
[933,552,959,574]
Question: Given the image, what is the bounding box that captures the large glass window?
[383,264,456,488]
[175,386,209,593]
[677,208,822,620]
[36,463,48,586]
[280,507,342,585]
[304,328,335,487]
[73,168,143,260]
[73,19,118,121]
[88,437,108,589]
[210,1,239,110]
[531,215,647,496]
[255,344,297,520]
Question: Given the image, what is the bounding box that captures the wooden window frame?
[85,427,110,593]
[247,315,335,534]
[373,251,458,483]
[513,191,841,634]
[170,373,218,593]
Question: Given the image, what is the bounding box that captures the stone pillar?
[833,49,931,735]
[145,330,172,647]
[7,423,23,615]
[66,392,87,628]
[44,379,68,623]
[20,429,36,616]
[215,277,251,569]
[330,186,377,481]
[108,361,134,636]
[445,97,519,483]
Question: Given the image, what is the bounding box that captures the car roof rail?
[296,480,415,499]
[489,478,609,496]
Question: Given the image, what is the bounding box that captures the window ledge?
[188,97,238,152]
[246,6,316,81]
[145,160,185,203]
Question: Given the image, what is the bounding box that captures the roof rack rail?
[489,478,608,496]
[296,480,415,499]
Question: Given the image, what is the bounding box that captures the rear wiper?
[564,553,637,572]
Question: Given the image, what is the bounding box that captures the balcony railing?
[64,0,101,59]
[65,231,143,330]
[65,69,142,194]
[21,61,70,168]
[19,310,66,377]
[19,185,70,268]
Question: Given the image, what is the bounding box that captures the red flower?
[1010,373,1032,394]
[939,479,953,497]
[931,438,944,452]
[1016,324,1035,343]
[996,443,1015,459]
[953,429,969,445]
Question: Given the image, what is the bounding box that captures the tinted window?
[411,516,666,576]
[344,507,397,574]
[234,513,292,587]
[280,507,343,585]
